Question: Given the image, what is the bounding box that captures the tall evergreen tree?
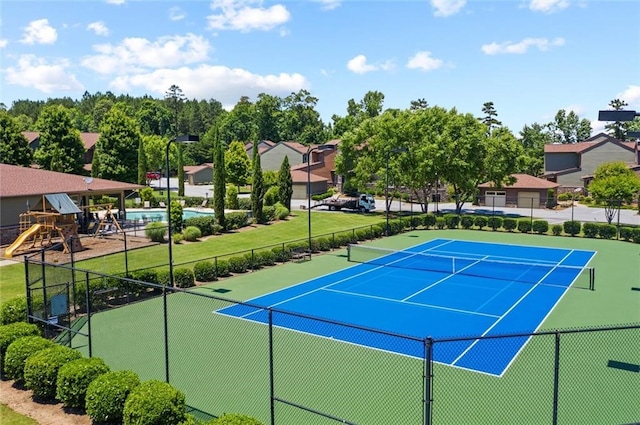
[604,99,629,140]
[278,156,293,211]
[479,101,502,135]
[213,126,226,229]
[250,141,264,223]
[137,137,148,185]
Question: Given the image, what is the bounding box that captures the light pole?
[165,135,199,286]
[307,144,335,256]
[385,147,407,236]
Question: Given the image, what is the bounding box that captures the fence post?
[24,256,32,324]
[163,285,170,383]
[530,198,534,233]
[268,309,275,425]
[552,330,560,425]
[424,337,433,425]
[85,271,92,358]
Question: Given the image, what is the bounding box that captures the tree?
[221,96,257,144]
[250,141,264,223]
[0,111,33,166]
[547,109,591,144]
[331,91,385,138]
[518,123,550,176]
[280,89,326,145]
[255,93,282,142]
[137,99,172,136]
[137,137,148,185]
[34,105,85,174]
[224,141,251,187]
[409,98,429,110]
[143,135,167,175]
[603,99,635,140]
[479,101,502,135]
[213,126,226,229]
[588,162,640,224]
[278,156,293,211]
[92,105,142,183]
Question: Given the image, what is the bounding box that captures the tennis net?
[347,244,595,290]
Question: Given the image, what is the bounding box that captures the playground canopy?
[44,194,81,215]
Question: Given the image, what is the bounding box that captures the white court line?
[323,287,501,318]
[450,249,575,367]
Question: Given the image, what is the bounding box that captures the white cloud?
[106,0,126,4]
[21,19,57,45]
[317,0,341,11]
[406,51,444,71]
[481,37,565,55]
[617,85,640,107]
[529,0,570,13]
[431,0,466,17]
[81,33,211,74]
[0,39,7,48]
[207,0,290,32]
[5,55,84,93]
[347,55,394,74]
[87,21,109,36]
[169,7,186,21]
[109,65,308,110]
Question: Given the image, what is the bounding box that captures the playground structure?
[3,193,126,259]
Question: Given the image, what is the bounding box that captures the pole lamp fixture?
[165,135,199,287]
[385,148,408,236]
[307,144,335,256]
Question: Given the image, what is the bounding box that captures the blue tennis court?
[218,238,596,376]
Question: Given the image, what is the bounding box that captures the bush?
[183,226,202,242]
[226,212,249,230]
[532,220,549,235]
[582,222,598,238]
[244,252,262,270]
[56,357,110,408]
[212,413,265,425]
[0,296,27,325]
[145,222,166,243]
[4,336,54,383]
[225,184,240,210]
[86,370,141,424]
[552,224,563,236]
[619,227,633,241]
[173,233,184,244]
[460,215,474,230]
[435,217,445,229]
[503,218,517,232]
[130,269,159,285]
[24,345,83,400]
[215,259,231,277]
[517,220,532,233]
[272,246,291,262]
[633,228,640,244]
[474,215,488,230]
[371,225,384,238]
[194,261,217,282]
[563,220,581,236]
[597,224,617,240]
[157,269,171,286]
[316,237,332,251]
[261,205,277,223]
[423,214,436,229]
[184,216,216,237]
[443,214,459,229]
[123,380,186,425]
[227,256,249,273]
[237,197,252,210]
[273,202,290,220]
[257,250,276,266]
[263,186,279,206]
[487,216,503,231]
[0,322,40,376]
[174,268,195,288]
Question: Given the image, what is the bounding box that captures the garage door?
[485,191,506,208]
[517,192,540,208]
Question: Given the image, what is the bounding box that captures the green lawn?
[0,404,38,425]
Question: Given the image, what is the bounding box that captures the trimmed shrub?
[215,260,231,277]
[444,214,460,229]
[157,269,171,286]
[123,380,186,425]
[194,261,217,282]
[474,215,488,230]
[4,336,54,383]
[582,222,598,238]
[272,246,291,262]
[263,186,279,206]
[227,256,249,273]
[435,217,446,229]
[145,222,166,243]
[517,220,532,233]
[532,220,549,235]
[24,345,83,400]
[0,322,40,376]
[619,226,633,241]
[174,268,195,288]
[172,232,184,244]
[632,228,640,244]
[184,216,216,237]
[0,296,28,325]
[371,225,384,239]
[503,218,517,232]
[597,224,617,240]
[487,216,503,231]
[183,226,201,242]
[130,269,159,285]
[261,205,276,223]
[237,197,252,210]
[423,214,436,229]
[316,237,332,251]
[56,357,110,408]
[86,370,141,424]
[257,250,276,266]
[563,220,581,236]
[460,215,474,230]
[226,212,249,230]
[225,184,240,210]
[212,413,265,425]
[212,224,223,235]
[273,203,290,220]
[244,252,262,270]
[552,224,563,236]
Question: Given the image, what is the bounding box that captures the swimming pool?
[120,208,214,222]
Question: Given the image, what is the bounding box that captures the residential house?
[290,140,340,199]
[21,131,100,172]
[184,163,213,185]
[543,133,638,191]
[477,174,560,209]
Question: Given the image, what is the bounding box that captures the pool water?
[122,208,214,222]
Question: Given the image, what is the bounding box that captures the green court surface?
[75,230,640,424]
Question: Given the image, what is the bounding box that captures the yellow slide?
[4,224,41,258]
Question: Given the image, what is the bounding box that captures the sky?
[1,0,639,135]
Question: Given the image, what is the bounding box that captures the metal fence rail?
[25,257,640,425]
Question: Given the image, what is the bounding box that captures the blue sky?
[1,0,639,135]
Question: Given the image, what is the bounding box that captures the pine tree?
[278,156,293,211]
[213,126,226,229]
[251,141,264,223]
